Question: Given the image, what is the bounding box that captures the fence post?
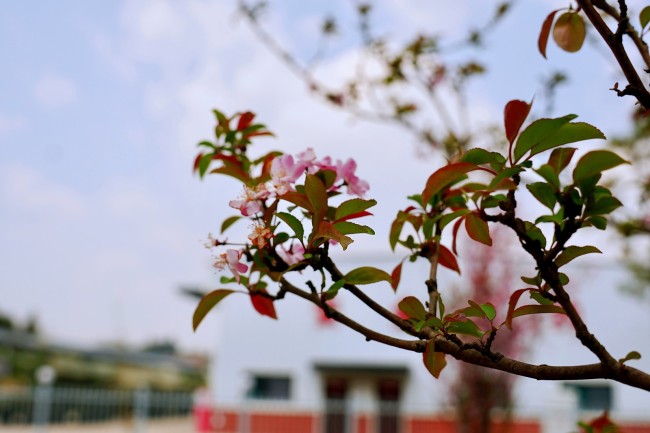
[133,387,150,433]
[32,384,52,433]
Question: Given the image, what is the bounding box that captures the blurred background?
[1,1,650,432]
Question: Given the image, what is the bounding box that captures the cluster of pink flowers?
[229,148,369,217]
[217,149,368,283]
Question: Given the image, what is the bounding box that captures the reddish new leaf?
[280,192,314,213]
[423,339,447,379]
[250,292,278,319]
[504,99,532,145]
[465,213,492,246]
[553,12,586,53]
[539,9,560,58]
[505,288,531,329]
[193,289,235,331]
[438,245,460,274]
[391,262,403,291]
[422,162,478,206]
[237,111,255,131]
[398,296,427,321]
[451,216,465,255]
[193,153,204,173]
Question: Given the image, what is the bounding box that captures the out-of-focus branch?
[578,0,650,109]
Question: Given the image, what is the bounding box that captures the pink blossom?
[277,242,305,266]
[336,158,369,197]
[267,155,305,195]
[297,148,318,173]
[213,249,248,283]
[229,185,268,216]
[248,224,273,249]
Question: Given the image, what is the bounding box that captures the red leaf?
[438,245,460,274]
[505,288,531,329]
[193,153,204,173]
[465,213,492,246]
[335,210,373,223]
[244,130,274,139]
[451,216,465,255]
[423,339,447,378]
[391,262,403,291]
[504,100,532,145]
[237,112,255,131]
[422,162,478,205]
[539,9,560,58]
[250,293,277,319]
[279,192,314,213]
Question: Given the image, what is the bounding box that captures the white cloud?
[0,164,88,219]
[33,75,79,109]
[0,115,27,135]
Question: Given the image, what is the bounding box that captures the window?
[247,376,291,400]
[567,384,612,411]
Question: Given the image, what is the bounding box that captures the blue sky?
[0,1,644,353]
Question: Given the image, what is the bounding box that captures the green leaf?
[305,174,328,222]
[447,320,484,338]
[389,216,405,251]
[423,339,447,378]
[460,148,505,166]
[620,350,642,363]
[553,12,586,53]
[335,198,377,221]
[525,222,547,249]
[422,162,478,205]
[198,153,215,178]
[530,291,554,305]
[511,304,565,320]
[193,289,235,331]
[439,209,471,230]
[526,182,557,210]
[514,115,576,162]
[555,245,602,267]
[398,296,427,320]
[535,164,560,190]
[416,316,443,331]
[479,303,497,321]
[221,216,242,234]
[465,213,492,246]
[573,150,629,183]
[585,215,608,230]
[333,221,375,235]
[548,147,577,174]
[324,279,346,300]
[275,212,304,241]
[586,196,622,216]
[529,122,604,158]
[640,6,650,30]
[487,166,523,191]
[344,266,392,285]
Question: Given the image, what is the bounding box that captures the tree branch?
[577,0,650,109]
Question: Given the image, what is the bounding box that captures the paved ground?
[1,417,194,432]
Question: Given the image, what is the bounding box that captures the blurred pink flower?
[229,185,268,216]
[277,242,305,266]
[213,249,249,283]
[336,158,369,197]
[248,224,273,248]
[267,155,304,195]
